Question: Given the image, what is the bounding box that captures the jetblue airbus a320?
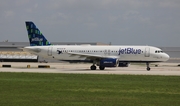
[23,21,169,71]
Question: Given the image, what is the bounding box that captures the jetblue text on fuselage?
[118,48,141,55]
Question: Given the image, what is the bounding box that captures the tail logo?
[25,21,51,46]
[31,37,43,42]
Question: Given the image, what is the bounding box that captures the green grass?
[0,72,180,106]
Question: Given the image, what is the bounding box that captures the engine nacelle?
[99,58,119,67]
[118,62,129,67]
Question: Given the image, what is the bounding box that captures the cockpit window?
[155,50,164,53]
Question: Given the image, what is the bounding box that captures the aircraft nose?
[164,53,170,61]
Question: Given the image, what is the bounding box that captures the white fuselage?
[23,45,169,62]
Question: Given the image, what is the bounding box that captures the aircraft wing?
[67,52,119,60]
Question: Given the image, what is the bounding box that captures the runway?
[0,62,180,76]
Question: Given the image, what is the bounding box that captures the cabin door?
[144,47,150,57]
[48,47,52,56]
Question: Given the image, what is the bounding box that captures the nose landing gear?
[146,62,151,71]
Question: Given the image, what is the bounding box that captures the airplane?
[23,21,170,71]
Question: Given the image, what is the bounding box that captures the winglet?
[25,21,51,46]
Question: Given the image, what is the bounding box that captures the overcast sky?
[0,0,180,47]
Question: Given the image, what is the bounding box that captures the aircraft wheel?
[146,62,151,71]
[147,67,151,71]
[99,66,105,70]
[90,65,96,70]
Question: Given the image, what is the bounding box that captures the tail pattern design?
[25,21,51,46]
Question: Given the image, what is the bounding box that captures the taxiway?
[0,62,180,76]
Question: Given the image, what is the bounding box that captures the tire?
[90,65,96,70]
[147,67,151,71]
[99,66,105,70]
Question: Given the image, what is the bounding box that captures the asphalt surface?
[0,62,180,76]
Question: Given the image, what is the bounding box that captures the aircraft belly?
[119,54,154,62]
[119,55,142,60]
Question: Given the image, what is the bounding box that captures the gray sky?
[0,0,180,47]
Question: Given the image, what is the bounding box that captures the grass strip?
[0,72,180,106]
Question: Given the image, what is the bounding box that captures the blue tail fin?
[25,21,51,46]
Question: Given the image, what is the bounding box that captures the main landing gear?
[146,62,151,71]
[90,64,105,70]
[99,66,105,70]
[90,65,96,70]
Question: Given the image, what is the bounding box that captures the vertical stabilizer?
[25,21,51,46]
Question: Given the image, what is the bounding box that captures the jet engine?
[98,58,119,67]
